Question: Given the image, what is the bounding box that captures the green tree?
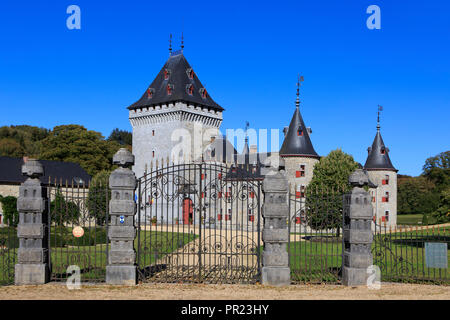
[87,170,111,226]
[422,151,450,189]
[398,176,439,215]
[0,196,19,227]
[108,128,132,146]
[50,190,80,225]
[40,125,120,176]
[0,138,25,157]
[432,187,450,223]
[306,149,359,233]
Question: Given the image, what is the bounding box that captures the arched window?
[186,68,194,79]
[199,88,207,99]
[147,88,154,99]
[186,84,194,95]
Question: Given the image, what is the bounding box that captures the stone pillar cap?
[21,159,44,178]
[113,148,134,167]
[349,169,369,187]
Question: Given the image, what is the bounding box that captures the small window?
[152,150,155,157]
[380,147,386,155]
[186,84,194,95]
[152,130,155,136]
[167,84,173,95]
[186,68,194,79]
[297,128,303,136]
[199,88,207,99]
[385,211,389,222]
[382,175,389,185]
[164,69,171,80]
[147,88,154,99]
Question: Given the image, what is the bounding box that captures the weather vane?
[296,74,304,107]
[169,33,172,54]
[377,105,383,125]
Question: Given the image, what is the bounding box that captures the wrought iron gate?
[288,186,344,284]
[48,178,109,283]
[136,162,263,284]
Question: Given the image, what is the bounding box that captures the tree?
[306,149,359,233]
[432,187,450,223]
[0,138,25,157]
[50,190,80,225]
[0,196,19,227]
[40,125,120,176]
[422,151,450,189]
[397,176,439,215]
[108,128,132,146]
[87,170,111,226]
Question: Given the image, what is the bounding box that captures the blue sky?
[0,0,449,176]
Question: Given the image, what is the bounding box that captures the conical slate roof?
[128,52,223,111]
[279,106,319,158]
[364,126,397,171]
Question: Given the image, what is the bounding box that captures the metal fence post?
[342,169,373,286]
[105,148,137,285]
[261,156,290,286]
[15,159,50,285]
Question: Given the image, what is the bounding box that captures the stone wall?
[367,170,397,227]
[282,156,319,193]
[130,101,223,178]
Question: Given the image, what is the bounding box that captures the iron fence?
[0,224,17,286]
[372,222,449,284]
[136,161,263,284]
[288,186,345,284]
[47,177,109,283]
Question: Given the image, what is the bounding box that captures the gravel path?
[0,282,448,300]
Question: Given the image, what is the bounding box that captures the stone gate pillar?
[342,169,373,286]
[261,157,290,286]
[106,148,137,285]
[15,159,50,285]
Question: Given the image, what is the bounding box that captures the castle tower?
[128,46,224,178]
[364,108,398,227]
[279,76,320,197]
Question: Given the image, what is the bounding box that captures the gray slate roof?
[128,52,223,111]
[0,157,91,186]
[363,127,397,171]
[279,106,319,158]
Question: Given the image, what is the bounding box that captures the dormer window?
[199,88,207,99]
[186,68,194,79]
[164,69,171,80]
[167,84,173,95]
[380,147,386,155]
[147,88,155,99]
[186,84,194,95]
[297,128,303,136]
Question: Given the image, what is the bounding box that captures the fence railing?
[372,223,449,284]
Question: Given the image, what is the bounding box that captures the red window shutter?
[295,217,301,224]
[296,171,301,178]
[218,192,222,198]
[296,191,301,198]
[201,174,205,180]
[218,173,222,180]
[372,197,375,202]
[217,214,222,221]
[382,180,386,185]
[381,216,386,222]
[250,192,255,198]
[249,215,254,222]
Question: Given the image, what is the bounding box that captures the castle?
[127,47,398,227]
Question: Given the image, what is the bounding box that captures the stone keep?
[342,169,373,286]
[261,158,290,286]
[15,159,50,285]
[106,148,137,285]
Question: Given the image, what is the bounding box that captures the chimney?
[250,145,257,154]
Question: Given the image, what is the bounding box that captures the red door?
[183,198,193,224]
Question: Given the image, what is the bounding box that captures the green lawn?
[1,226,198,284]
[397,214,424,225]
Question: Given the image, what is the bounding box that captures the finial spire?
[169,33,172,55]
[181,32,184,52]
[296,74,304,109]
[377,105,383,131]
[245,121,250,142]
